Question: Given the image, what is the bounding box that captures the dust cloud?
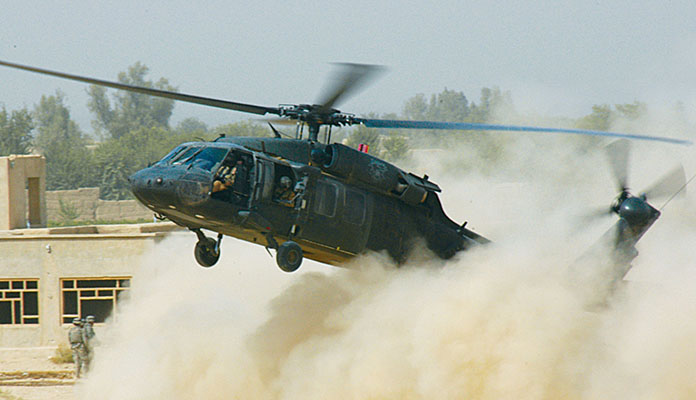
[76,125,695,399]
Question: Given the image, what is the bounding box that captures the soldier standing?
[68,318,88,378]
[84,315,96,367]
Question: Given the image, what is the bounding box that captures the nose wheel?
[192,229,222,268]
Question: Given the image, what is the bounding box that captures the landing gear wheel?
[194,237,220,267]
[276,241,303,272]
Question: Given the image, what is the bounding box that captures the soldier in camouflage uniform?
[68,318,88,378]
[84,315,96,366]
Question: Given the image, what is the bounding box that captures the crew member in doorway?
[275,176,296,205]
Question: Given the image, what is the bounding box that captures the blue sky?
[2,0,695,133]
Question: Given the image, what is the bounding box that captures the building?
[0,155,46,230]
[0,155,180,347]
[0,223,181,347]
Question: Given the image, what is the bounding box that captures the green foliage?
[402,93,428,121]
[33,92,97,190]
[381,134,410,162]
[400,88,514,165]
[614,101,647,121]
[0,106,33,156]
[176,117,208,134]
[576,104,612,131]
[211,121,269,138]
[88,62,176,139]
[57,198,80,223]
[346,125,383,156]
[470,87,515,123]
[575,102,648,133]
[426,88,471,122]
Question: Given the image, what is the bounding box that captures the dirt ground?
[0,348,76,400]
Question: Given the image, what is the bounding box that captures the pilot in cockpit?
[213,159,250,196]
[212,164,235,193]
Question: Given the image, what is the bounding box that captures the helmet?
[72,317,82,325]
[86,315,95,322]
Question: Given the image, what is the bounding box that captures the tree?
[426,88,470,122]
[93,126,175,200]
[345,112,384,156]
[576,104,612,131]
[470,87,515,123]
[0,106,33,156]
[175,117,208,135]
[33,92,97,190]
[88,62,176,139]
[381,134,410,162]
[614,101,646,121]
[402,93,428,120]
[211,121,270,138]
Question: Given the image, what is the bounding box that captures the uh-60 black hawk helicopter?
[0,60,691,277]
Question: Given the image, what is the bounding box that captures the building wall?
[0,223,180,347]
[45,188,153,223]
[0,155,47,230]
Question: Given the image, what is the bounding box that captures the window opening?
[344,190,366,225]
[0,279,39,325]
[313,181,338,217]
[272,164,297,206]
[211,152,253,205]
[61,278,130,324]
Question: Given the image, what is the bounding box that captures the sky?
[2,0,696,134]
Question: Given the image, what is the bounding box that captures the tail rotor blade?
[605,139,631,192]
[642,165,687,200]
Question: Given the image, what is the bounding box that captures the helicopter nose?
[129,168,169,206]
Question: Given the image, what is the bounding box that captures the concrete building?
[0,223,180,347]
[0,155,46,230]
[0,154,183,347]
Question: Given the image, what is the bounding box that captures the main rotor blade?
[316,63,384,111]
[642,165,686,200]
[605,139,631,192]
[358,118,693,146]
[0,59,280,116]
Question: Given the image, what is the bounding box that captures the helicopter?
[0,60,691,275]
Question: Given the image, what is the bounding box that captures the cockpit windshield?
[155,145,187,166]
[171,146,202,165]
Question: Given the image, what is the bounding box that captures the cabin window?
[61,278,130,324]
[313,181,338,217]
[0,279,39,325]
[344,190,366,225]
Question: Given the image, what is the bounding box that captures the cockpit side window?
[155,145,187,166]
